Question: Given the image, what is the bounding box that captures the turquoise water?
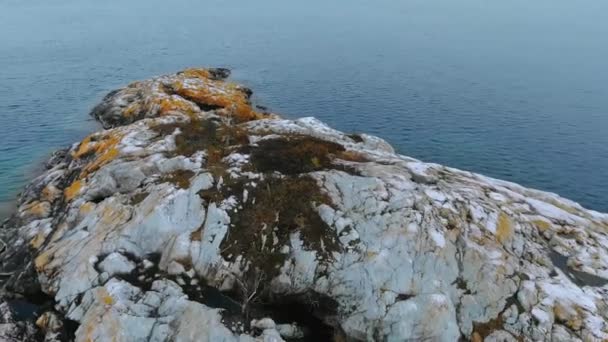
[1,0,607,217]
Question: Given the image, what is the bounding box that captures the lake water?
[1,0,607,218]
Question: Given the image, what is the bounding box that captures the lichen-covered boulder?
[1,68,607,341]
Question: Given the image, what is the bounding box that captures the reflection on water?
[1,0,607,220]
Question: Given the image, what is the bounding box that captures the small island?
[1,68,607,341]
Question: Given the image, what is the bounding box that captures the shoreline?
[1,68,607,341]
[0,152,58,222]
[0,72,270,223]
[0,200,16,224]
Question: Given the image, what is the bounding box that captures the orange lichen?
[337,150,370,163]
[20,200,51,219]
[170,79,263,122]
[30,232,47,249]
[41,184,61,203]
[496,212,513,244]
[99,205,131,226]
[122,103,141,118]
[106,68,270,126]
[83,146,119,175]
[156,96,198,117]
[34,250,53,273]
[553,302,584,331]
[72,132,123,176]
[365,251,379,260]
[49,222,70,244]
[30,201,49,214]
[79,202,96,217]
[103,294,114,306]
[471,332,483,342]
[229,100,262,122]
[35,312,54,330]
[547,199,581,215]
[64,180,84,201]
[120,93,199,120]
[532,219,552,232]
[180,68,211,79]
[84,324,95,342]
[72,136,94,159]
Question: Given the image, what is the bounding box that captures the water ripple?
[0,0,607,214]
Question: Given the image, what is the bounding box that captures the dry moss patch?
[251,136,344,175]
[347,133,364,143]
[249,137,345,175]
[248,136,369,176]
[472,315,505,342]
[219,176,340,277]
[130,192,149,205]
[151,121,353,276]
[151,118,249,158]
[159,170,195,189]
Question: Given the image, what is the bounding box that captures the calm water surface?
[1,0,607,218]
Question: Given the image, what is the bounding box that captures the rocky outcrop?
[1,68,607,341]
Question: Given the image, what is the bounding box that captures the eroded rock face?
[1,68,608,341]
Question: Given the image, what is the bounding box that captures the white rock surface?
[97,252,137,276]
[1,68,607,341]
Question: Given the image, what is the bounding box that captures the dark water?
[1,0,607,217]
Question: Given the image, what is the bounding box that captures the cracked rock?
[0,68,607,341]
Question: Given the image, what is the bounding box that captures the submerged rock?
[1,68,607,341]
